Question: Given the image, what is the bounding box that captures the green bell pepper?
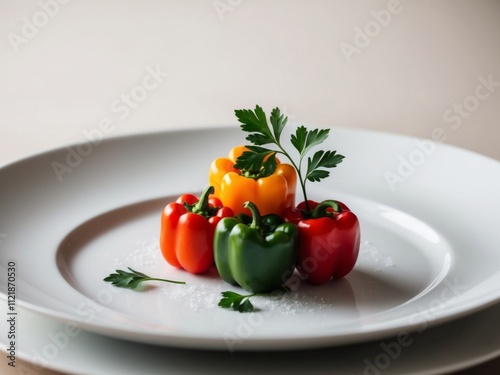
[214,201,298,293]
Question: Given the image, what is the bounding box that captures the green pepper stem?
[243,201,263,232]
[190,186,215,216]
[311,200,342,218]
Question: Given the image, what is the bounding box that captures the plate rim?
[1,126,500,351]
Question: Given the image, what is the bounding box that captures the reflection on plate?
[3,297,500,374]
[1,126,500,351]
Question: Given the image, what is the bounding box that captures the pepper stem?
[243,201,263,232]
[190,186,215,216]
[311,200,342,218]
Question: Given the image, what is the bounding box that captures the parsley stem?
[234,106,343,215]
[275,147,311,213]
[145,277,186,285]
[103,267,186,289]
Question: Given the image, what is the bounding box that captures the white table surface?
[1,1,499,374]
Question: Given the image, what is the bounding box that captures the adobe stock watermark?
[384,73,500,192]
[363,278,467,375]
[223,236,339,352]
[222,277,300,352]
[51,64,168,182]
[339,0,407,63]
[20,284,123,374]
[223,311,265,352]
[7,0,72,54]
[442,74,499,130]
[213,0,244,21]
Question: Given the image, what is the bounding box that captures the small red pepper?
[160,186,234,274]
[283,200,360,284]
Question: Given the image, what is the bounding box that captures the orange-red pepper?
[159,186,234,274]
[209,145,297,216]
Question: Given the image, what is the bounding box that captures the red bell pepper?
[160,186,234,274]
[283,199,360,284]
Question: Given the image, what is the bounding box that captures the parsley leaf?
[233,146,278,178]
[290,126,330,158]
[235,105,275,145]
[103,267,185,289]
[233,106,290,177]
[218,291,256,313]
[269,107,287,143]
[218,286,291,313]
[235,105,289,146]
[234,105,345,212]
[306,150,345,182]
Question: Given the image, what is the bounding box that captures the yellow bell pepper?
[209,146,296,216]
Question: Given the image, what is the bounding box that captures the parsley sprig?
[234,105,344,212]
[103,268,288,313]
[103,267,185,289]
[218,286,291,313]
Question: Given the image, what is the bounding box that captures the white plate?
[2,303,500,375]
[1,126,500,351]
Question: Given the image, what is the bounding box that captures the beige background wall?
[0,0,499,165]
